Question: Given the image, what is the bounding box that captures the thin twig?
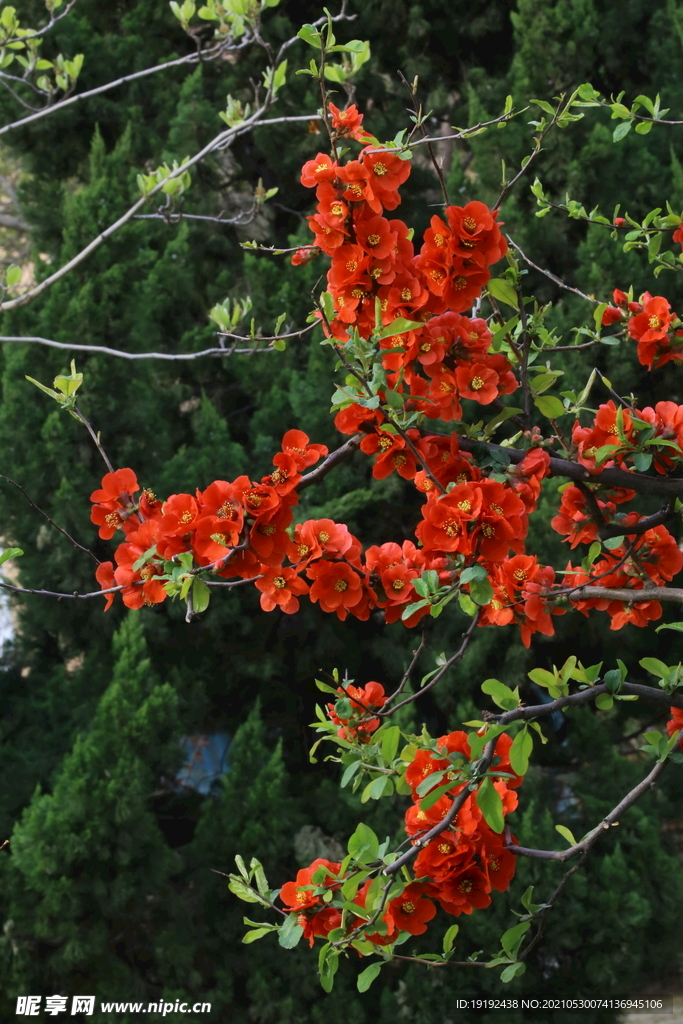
[72,405,114,474]
[382,625,429,708]
[397,71,450,207]
[507,235,599,304]
[0,336,278,359]
[0,475,99,564]
[0,112,321,313]
[0,34,255,140]
[378,613,480,716]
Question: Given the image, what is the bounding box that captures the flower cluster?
[298,115,517,436]
[564,527,683,630]
[403,731,520,919]
[91,110,683,650]
[602,288,683,369]
[326,681,386,742]
[92,430,328,611]
[571,399,683,476]
[278,728,521,949]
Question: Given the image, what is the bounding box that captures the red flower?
[300,154,337,189]
[329,102,369,141]
[415,484,482,554]
[414,834,475,884]
[354,212,398,260]
[455,362,499,404]
[255,566,309,614]
[280,429,328,469]
[601,306,622,326]
[291,246,321,266]
[480,838,517,892]
[159,493,200,537]
[192,515,240,565]
[90,468,140,539]
[445,201,507,267]
[90,467,139,505]
[306,560,364,620]
[628,295,673,367]
[430,866,492,916]
[95,561,117,611]
[326,681,386,741]
[666,707,683,749]
[385,883,436,935]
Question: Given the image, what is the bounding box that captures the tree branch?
[453,434,683,498]
[0,336,278,359]
[298,435,362,492]
[487,683,683,724]
[0,35,253,140]
[0,111,319,313]
[507,756,669,862]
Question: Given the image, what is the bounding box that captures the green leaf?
[635,120,653,135]
[272,58,287,92]
[481,678,519,711]
[401,599,430,621]
[528,668,558,690]
[298,24,321,46]
[500,921,531,958]
[501,961,526,983]
[348,823,379,863]
[656,622,683,634]
[420,779,459,812]
[469,577,494,606]
[487,278,518,308]
[458,591,477,616]
[361,775,390,802]
[191,577,211,614]
[318,944,339,992]
[25,375,59,401]
[485,406,523,434]
[640,657,670,679]
[633,452,652,472]
[357,961,382,992]
[530,98,556,115]
[379,317,423,339]
[476,777,504,833]
[534,395,566,419]
[383,388,405,409]
[509,727,533,775]
[278,914,304,949]
[243,927,273,943]
[613,120,632,142]
[5,264,21,286]
[381,725,401,763]
[0,547,22,567]
[595,693,614,710]
[603,535,624,550]
[460,565,488,585]
[228,878,269,905]
[555,824,577,846]
[439,923,459,954]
